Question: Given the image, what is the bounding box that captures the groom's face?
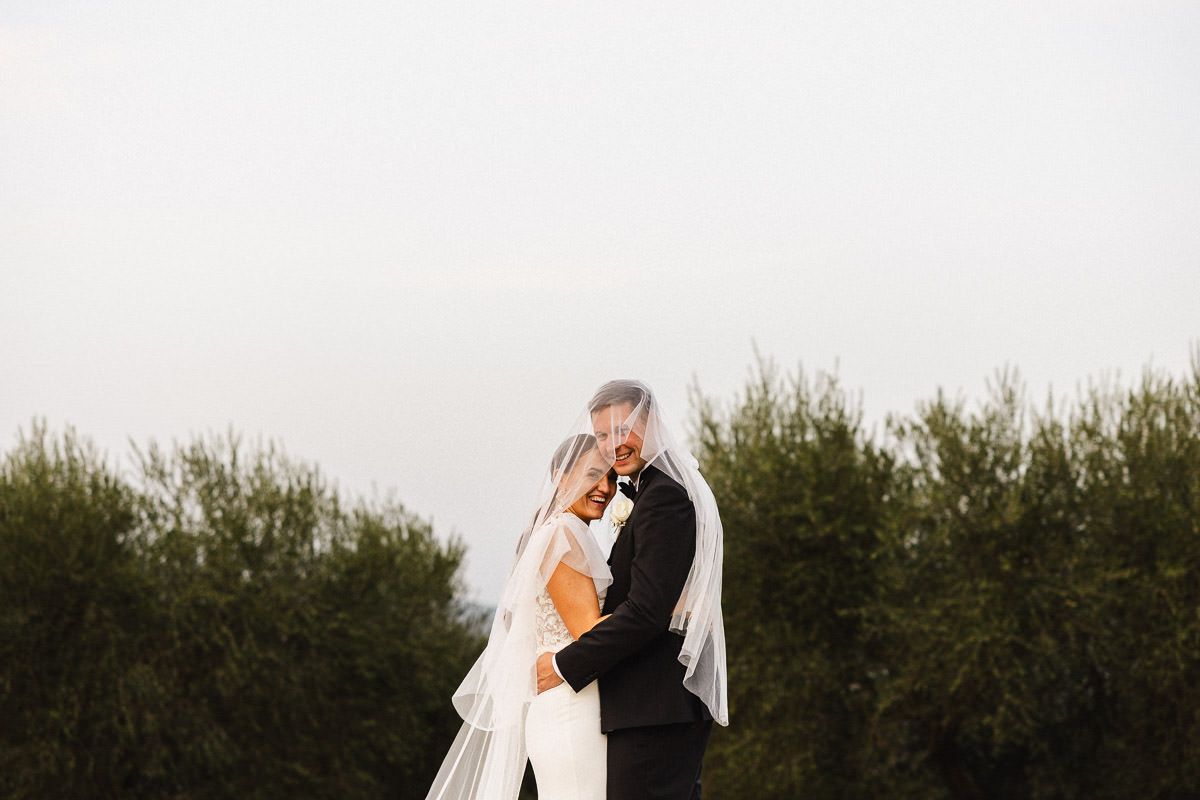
[592,402,646,477]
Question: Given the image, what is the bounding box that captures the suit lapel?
[614,466,659,544]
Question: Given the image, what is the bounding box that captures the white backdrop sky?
[3,1,1198,602]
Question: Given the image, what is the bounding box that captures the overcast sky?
[4,1,1198,602]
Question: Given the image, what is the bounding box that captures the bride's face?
[566,450,617,522]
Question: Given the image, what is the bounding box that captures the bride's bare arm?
[545,562,609,640]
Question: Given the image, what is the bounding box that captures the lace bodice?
[534,576,606,654]
[526,513,609,654]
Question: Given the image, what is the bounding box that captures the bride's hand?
[536,652,564,694]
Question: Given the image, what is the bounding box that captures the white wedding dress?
[426,512,611,800]
[525,530,607,799]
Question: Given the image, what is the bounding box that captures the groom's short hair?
[588,379,651,415]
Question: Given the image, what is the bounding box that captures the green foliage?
[6,349,1200,800]
[0,427,483,800]
[0,425,146,798]
[875,374,1096,799]
[1065,369,1200,797]
[695,356,1200,799]
[693,363,901,799]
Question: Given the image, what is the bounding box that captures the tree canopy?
[695,357,1200,799]
[4,352,1199,798]
[0,427,483,800]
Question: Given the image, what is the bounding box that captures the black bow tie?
[619,481,637,500]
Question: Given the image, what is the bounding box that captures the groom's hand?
[536,652,563,694]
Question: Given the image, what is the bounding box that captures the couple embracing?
[426,380,728,800]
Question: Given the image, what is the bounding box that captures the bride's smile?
[567,458,616,522]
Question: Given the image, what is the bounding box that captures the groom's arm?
[553,482,696,691]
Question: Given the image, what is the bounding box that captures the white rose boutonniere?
[610,496,634,535]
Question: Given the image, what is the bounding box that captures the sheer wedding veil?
[426,380,728,800]
[589,379,729,727]
[426,419,615,800]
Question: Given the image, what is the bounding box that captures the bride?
[425,429,618,800]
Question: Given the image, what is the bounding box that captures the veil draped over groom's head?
[588,379,729,727]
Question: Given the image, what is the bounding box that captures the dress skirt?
[525,678,606,800]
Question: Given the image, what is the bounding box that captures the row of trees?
[0,428,483,799]
[696,358,1200,798]
[4,353,1198,798]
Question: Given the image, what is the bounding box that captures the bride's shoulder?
[545,511,588,536]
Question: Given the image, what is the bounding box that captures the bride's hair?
[550,433,598,475]
[526,434,601,538]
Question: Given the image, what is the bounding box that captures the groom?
[536,380,714,800]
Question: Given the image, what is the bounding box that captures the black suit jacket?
[555,464,711,732]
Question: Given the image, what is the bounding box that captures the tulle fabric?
[590,380,729,726]
[426,418,614,800]
[425,379,729,800]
